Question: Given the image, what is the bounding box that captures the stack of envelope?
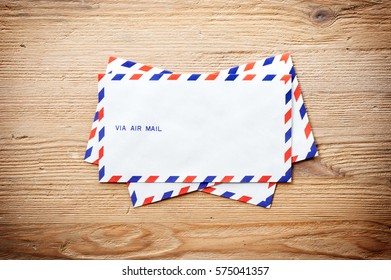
[84,53,318,208]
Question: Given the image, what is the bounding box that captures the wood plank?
[0,222,389,259]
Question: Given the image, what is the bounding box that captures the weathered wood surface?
[0,0,390,259]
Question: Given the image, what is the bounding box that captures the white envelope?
[98,72,292,184]
[128,181,276,208]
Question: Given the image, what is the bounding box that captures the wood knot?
[310,6,335,26]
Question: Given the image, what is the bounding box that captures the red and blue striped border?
[98,72,292,184]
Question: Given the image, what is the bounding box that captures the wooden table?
[0,0,390,259]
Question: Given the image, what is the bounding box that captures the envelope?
[97,72,293,184]
[84,53,317,207]
[128,181,276,208]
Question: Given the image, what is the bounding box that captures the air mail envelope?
[97,72,292,183]
[128,181,277,208]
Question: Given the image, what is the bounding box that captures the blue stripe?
[225,74,238,81]
[240,176,254,183]
[150,73,164,80]
[159,70,173,74]
[128,176,142,183]
[112,74,125,80]
[98,88,104,103]
[198,182,209,190]
[285,128,292,143]
[188,74,201,81]
[299,104,307,119]
[263,74,276,81]
[121,61,136,68]
[98,166,105,180]
[278,168,292,182]
[84,146,93,159]
[221,191,235,198]
[285,89,292,104]
[263,56,275,66]
[130,191,137,205]
[257,194,274,208]
[228,66,239,74]
[108,70,112,74]
[162,191,173,200]
[166,176,179,183]
[98,127,105,141]
[289,66,296,81]
[93,111,99,122]
[306,142,318,159]
[203,176,216,183]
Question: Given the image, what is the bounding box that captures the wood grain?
[0,0,390,259]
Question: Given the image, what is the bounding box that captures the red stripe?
[92,159,99,165]
[201,187,216,194]
[281,74,291,84]
[139,65,153,72]
[98,108,104,121]
[220,176,234,183]
[268,182,276,188]
[292,155,298,163]
[168,74,181,80]
[280,53,290,64]
[89,127,97,140]
[98,74,105,82]
[108,175,122,182]
[293,85,301,101]
[178,186,190,195]
[108,56,117,64]
[130,74,142,80]
[205,73,218,80]
[238,195,252,203]
[258,175,271,182]
[243,74,256,80]
[145,176,159,183]
[285,108,292,123]
[99,147,104,160]
[284,147,292,163]
[143,196,154,205]
[183,176,196,183]
[304,122,312,139]
[244,62,255,71]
